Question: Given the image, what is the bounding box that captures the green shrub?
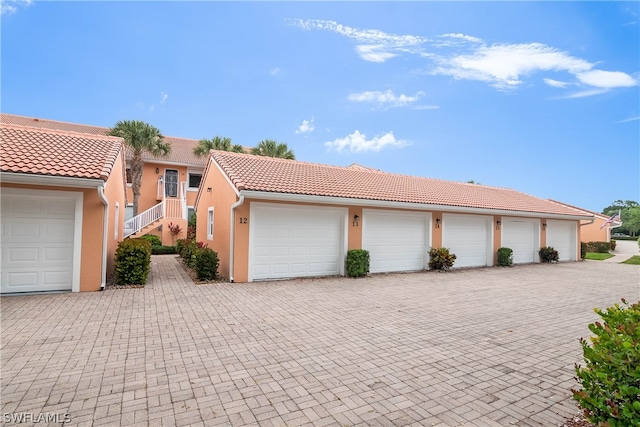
[151,245,177,255]
[428,247,456,271]
[497,247,513,266]
[176,239,189,256]
[194,248,219,280]
[585,241,611,254]
[114,238,151,285]
[581,242,588,260]
[572,299,640,426]
[539,246,559,263]
[610,239,617,251]
[140,234,162,247]
[345,249,370,278]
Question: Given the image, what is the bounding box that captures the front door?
[165,169,178,198]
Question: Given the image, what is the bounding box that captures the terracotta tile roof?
[1,113,206,168]
[547,200,616,221]
[211,151,592,217]
[1,123,123,181]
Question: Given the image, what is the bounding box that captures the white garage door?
[363,210,430,273]
[249,203,346,281]
[501,218,539,264]
[1,189,81,294]
[546,220,577,261]
[442,214,493,268]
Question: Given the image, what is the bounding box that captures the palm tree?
[251,139,295,160]
[193,136,244,157]
[109,120,170,216]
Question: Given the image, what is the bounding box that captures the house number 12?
[239,217,248,224]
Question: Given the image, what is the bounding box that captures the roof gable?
[1,123,123,181]
[211,150,591,217]
[1,113,206,168]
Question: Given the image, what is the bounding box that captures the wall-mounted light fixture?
[435,218,441,229]
[354,214,359,222]
[496,220,501,230]
[206,187,212,193]
[542,222,547,230]
[155,167,160,174]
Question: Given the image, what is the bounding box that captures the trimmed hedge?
[345,249,370,278]
[581,242,588,260]
[539,246,559,263]
[114,238,151,285]
[194,248,219,280]
[497,247,513,266]
[573,299,640,426]
[585,241,611,254]
[140,234,162,247]
[428,247,456,271]
[151,245,177,255]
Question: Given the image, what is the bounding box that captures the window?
[125,168,132,184]
[114,202,120,240]
[187,207,195,224]
[188,173,202,190]
[207,207,214,240]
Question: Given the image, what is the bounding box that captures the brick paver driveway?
[2,257,639,426]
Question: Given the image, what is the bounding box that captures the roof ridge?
[1,112,108,131]
[0,122,124,142]
[211,149,520,192]
[547,199,603,217]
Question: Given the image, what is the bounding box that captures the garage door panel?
[250,204,345,280]
[443,214,492,268]
[547,220,577,261]
[364,211,429,273]
[1,191,79,294]
[502,219,538,264]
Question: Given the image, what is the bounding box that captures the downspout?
[97,186,109,290]
[229,194,245,283]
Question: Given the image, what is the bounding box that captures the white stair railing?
[123,201,165,238]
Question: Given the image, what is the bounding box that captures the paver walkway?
[2,257,639,426]
[601,239,640,263]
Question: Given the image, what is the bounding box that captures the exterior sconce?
[155,167,160,174]
[543,222,547,230]
[206,187,212,192]
[435,218,441,228]
[496,220,501,230]
[352,214,360,227]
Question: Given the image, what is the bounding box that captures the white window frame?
[114,202,120,240]
[207,207,214,240]
[187,171,203,192]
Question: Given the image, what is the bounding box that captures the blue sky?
[2,1,638,213]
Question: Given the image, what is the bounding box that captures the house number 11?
[239,217,248,224]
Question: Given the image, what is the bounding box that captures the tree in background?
[109,120,170,216]
[251,139,295,160]
[193,135,244,157]
[602,200,640,236]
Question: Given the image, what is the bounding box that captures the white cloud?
[544,78,570,88]
[325,130,408,153]
[575,70,638,88]
[348,89,425,108]
[559,88,609,99]
[616,115,640,124]
[1,0,32,15]
[160,92,168,105]
[412,105,440,111]
[291,18,638,95]
[295,118,315,134]
[288,18,427,62]
[270,67,280,76]
[434,43,593,90]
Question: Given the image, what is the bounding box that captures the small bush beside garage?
[115,238,152,285]
[539,246,559,263]
[428,247,456,271]
[497,247,513,266]
[345,249,370,278]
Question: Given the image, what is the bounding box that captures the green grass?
[584,252,614,260]
[621,255,640,265]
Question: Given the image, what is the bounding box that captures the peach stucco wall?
[104,150,127,279]
[580,218,609,243]
[126,162,203,214]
